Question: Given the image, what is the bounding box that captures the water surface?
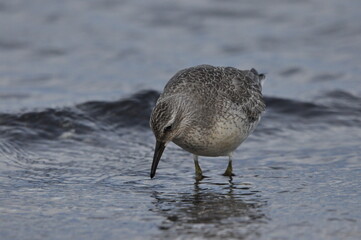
[0,0,360,239]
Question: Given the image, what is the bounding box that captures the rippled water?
[1,0,360,239]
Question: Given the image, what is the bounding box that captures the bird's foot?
[194,156,204,180]
[222,170,235,177]
[195,166,205,180]
[223,159,235,177]
[195,173,205,181]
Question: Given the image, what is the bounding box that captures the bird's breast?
[173,116,251,157]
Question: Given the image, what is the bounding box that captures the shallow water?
[0,0,361,239]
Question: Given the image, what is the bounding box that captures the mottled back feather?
[161,65,265,123]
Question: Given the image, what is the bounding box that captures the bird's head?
[149,96,190,178]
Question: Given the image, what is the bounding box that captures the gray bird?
[150,65,265,179]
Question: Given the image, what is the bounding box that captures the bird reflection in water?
[151,178,267,239]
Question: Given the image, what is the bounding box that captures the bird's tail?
[250,68,266,86]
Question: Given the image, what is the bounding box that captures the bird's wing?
[162,65,218,98]
[224,67,266,122]
[161,65,265,122]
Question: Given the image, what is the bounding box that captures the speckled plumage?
[150,65,265,178]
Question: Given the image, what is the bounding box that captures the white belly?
[173,118,254,157]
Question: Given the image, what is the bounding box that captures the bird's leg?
[223,154,235,177]
[193,155,203,180]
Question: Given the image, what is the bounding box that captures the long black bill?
[150,141,166,179]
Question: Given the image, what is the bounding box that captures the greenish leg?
[193,155,203,179]
[223,154,235,177]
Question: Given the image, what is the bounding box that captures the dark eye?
[163,125,172,132]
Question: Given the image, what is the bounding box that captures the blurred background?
[1,0,360,111]
[0,1,360,240]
